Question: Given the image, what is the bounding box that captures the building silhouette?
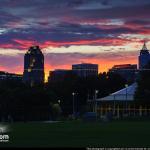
[48,69,73,82]
[0,71,22,81]
[109,64,137,82]
[139,42,150,69]
[72,63,98,77]
[23,46,44,86]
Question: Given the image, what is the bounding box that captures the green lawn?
[0,120,150,147]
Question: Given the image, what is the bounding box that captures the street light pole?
[58,100,61,104]
[125,84,128,100]
[125,84,128,115]
[95,90,99,120]
[113,95,116,116]
[72,92,75,119]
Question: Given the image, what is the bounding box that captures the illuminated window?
[30,63,34,67]
[27,51,31,54]
[30,58,35,67]
[32,58,36,62]
[28,68,32,72]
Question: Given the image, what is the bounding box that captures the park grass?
[0,120,150,148]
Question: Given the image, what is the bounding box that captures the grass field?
[0,120,150,148]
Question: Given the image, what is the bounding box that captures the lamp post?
[113,95,116,116]
[125,84,128,100]
[95,90,99,120]
[58,100,61,104]
[125,84,128,115]
[72,92,75,118]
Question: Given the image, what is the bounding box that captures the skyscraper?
[139,42,150,69]
[23,46,44,86]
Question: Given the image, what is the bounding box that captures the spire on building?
[139,41,150,69]
[142,41,148,51]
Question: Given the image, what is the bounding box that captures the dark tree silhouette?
[0,72,127,121]
[135,61,150,106]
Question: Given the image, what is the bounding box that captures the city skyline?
[0,0,150,80]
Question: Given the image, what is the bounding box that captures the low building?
[72,63,98,78]
[97,83,137,101]
[109,64,138,82]
[88,83,150,118]
[48,69,72,82]
[0,71,23,81]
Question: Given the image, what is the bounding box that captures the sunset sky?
[0,0,150,80]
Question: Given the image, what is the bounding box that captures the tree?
[0,71,127,121]
[51,103,62,120]
[134,62,150,105]
[47,72,127,116]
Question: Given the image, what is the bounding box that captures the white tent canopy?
[96,83,137,101]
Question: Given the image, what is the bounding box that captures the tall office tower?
[139,42,150,69]
[23,46,44,86]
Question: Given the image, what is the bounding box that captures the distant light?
[27,51,31,54]
[32,58,36,62]
[30,63,34,67]
[28,68,32,72]
[95,90,99,94]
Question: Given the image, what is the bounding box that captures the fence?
[97,105,150,118]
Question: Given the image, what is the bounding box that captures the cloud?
[0,0,149,76]
[0,54,23,73]
[0,0,149,50]
[0,21,147,49]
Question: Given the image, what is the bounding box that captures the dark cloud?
[0,21,144,49]
[0,0,149,33]
[125,20,150,27]
[0,0,150,27]
[0,0,149,75]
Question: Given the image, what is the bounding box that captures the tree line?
[0,72,128,122]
